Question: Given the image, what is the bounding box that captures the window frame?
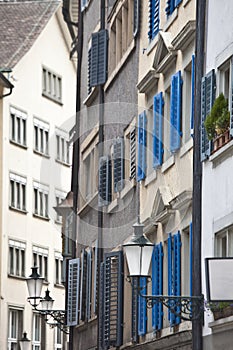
[9,106,27,147]
[8,308,23,349]
[9,173,27,212]
[32,246,49,281]
[55,252,64,285]
[33,117,49,156]
[42,66,62,104]
[33,181,49,219]
[8,239,26,278]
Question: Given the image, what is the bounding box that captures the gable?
[151,186,173,219]
[153,31,176,72]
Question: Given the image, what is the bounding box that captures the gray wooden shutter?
[98,262,104,350]
[201,69,215,161]
[93,241,98,314]
[103,251,124,348]
[67,258,80,326]
[90,30,108,87]
[80,250,87,322]
[98,156,112,206]
[113,138,124,192]
[131,277,139,343]
[86,250,92,320]
[130,128,136,179]
[133,0,140,37]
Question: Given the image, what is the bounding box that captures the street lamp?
[19,332,30,350]
[123,224,204,321]
[26,267,68,334]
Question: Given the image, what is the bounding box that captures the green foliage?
[209,301,231,311]
[204,93,230,140]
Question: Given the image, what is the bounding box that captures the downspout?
[192,0,206,349]
[0,72,14,98]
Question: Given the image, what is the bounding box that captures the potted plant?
[204,93,230,151]
[209,302,233,321]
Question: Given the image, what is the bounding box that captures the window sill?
[209,138,233,167]
[54,219,62,225]
[107,198,118,213]
[105,39,136,91]
[183,0,191,7]
[145,170,157,187]
[83,86,98,106]
[161,155,175,173]
[42,92,63,106]
[55,159,71,167]
[33,213,50,221]
[120,179,136,199]
[180,138,193,158]
[54,283,65,289]
[78,191,98,216]
[9,206,27,215]
[33,150,50,159]
[9,140,27,149]
[209,315,233,333]
[8,274,26,280]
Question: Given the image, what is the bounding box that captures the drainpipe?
[0,72,14,99]
[192,0,206,349]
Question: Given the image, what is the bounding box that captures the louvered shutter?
[63,211,73,257]
[138,277,147,336]
[167,234,175,325]
[173,232,181,325]
[67,258,80,326]
[165,0,175,16]
[153,92,163,168]
[190,54,195,136]
[98,262,104,350]
[230,59,233,136]
[80,250,87,322]
[137,111,147,181]
[98,156,112,206]
[131,277,139,343]
[189,223,193,296]
[90,30,108,87]
[148,0,160,41]
[87,48,92,95]
[113,138,124,192]
[86,250,92,320]
[175,0,182,7]
[130,128,136,179]
[103,251,123,348]
[170,71,182,152]
[93,241,98,314]
[201,70,215,161]
[152,243,163,330]
[133,0,140,37]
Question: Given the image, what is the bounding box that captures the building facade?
[0,1,76,349]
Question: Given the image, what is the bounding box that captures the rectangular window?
[153,92,163,168]
[34,118,49,156]
[33,181,49,219]
[54,327,63,349]
[42,67,62,103]
[32,314,41,350]
[215,227,233,257]
[9,240,26,277]
[183,63,192,143]
[9,173,26,212]
[10,107,27,147]
[55,252,64,285]
[33,246,49,281]
[8,308,23,349]
[164,87,171,162]
[55,129,70,165]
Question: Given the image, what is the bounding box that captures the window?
[56,129,70,165]
[219,59,231,102]
[9,173,26,212]
[55,190,66,223]
[33,246,48,281]
[8,308,23,349]
[124,126,136,180]
[183,62,193,143]
[164,86,171,162]
[108,0,136,75]
[151,243,163,331]
[98,156,112,206]
[42,67,62,103]
[63,212,73,257]
[113,138,124,192]
[32,314,44,350]
[67,258,80,326]
[33,118,49,156]
[215,227,233,257]
[81,0,88,11]
[153,92,163,168]
[55,252,64,285]
[9,240,25,277]
[79,249,92,322]
[33,181,49,219]
[148,0,160,41]
[137,111,147,181]
[10,107,27,147]
[165,0,182,17]
[54,327,63,350]
[170,71,182,152]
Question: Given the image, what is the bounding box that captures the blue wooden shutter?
[230,59,233,136]
[80,250,87,321]
[137,111,147,181]
[138,277,147,336]
[104,251,123,348]
[190,54,195,136]
[98,262,104,350]
[93,241,98,314]
[165,0,175,16]
[173,232,181,325]
[153,92,163,168]
[170,71,182,152]
[133,0,140,37]
[90,29,108,87]
[113,138,124,192]
[152,243,163,330]
[130,128,136,179]
[148,0,160,41]
[190,223,193,296]
[201,69,215,161]
[131,277,139,343]
[175,0,182,7]
[98,156,112,206]
[167,234,174,325]
[67,258,80,326]
[86,250,92,320]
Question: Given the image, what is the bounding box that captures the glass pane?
[17,117,21,143]
[22,119,26,145]
[56,135,60,159]
[21,250,25,277]
[34,126,38,150]
[9,247,14,275]
[45,131,49,155]
[22,184,26,211]
[40,129,44,153]
[39,192,43,216]
[10,180,15,207]
[34,189,38,214]
[44,256,48,281]
[16,182,20,209]
[11,114,15,141]
[45,194,48,218]
[15,248,19,276]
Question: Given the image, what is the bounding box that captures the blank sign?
[205,258,233,302]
